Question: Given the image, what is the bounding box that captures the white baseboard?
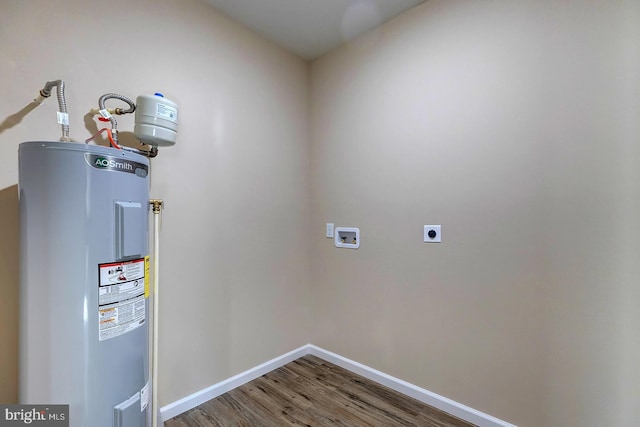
[160,345,308,421]
[161,344,517,427]
[307,345,517,427]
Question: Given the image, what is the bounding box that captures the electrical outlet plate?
[326,223,334,238]
[424,225,441,243]
[335,227,360,249]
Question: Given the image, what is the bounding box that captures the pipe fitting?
[149,199,163,214]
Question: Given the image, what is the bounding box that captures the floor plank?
[164,355,476,427]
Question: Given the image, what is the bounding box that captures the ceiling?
[203,0,426,60]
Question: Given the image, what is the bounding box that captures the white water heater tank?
[134,93,178,147]
[19,141,152,427]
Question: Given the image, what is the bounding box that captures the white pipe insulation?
[150,200,163,427]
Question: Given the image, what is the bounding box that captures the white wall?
[309,1,640,426]
[0,0,310,407]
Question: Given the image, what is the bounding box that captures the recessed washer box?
[335,227,360,249]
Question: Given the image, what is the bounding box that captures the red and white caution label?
[98,258,147,341]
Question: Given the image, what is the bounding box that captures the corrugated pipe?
[35,80,70,142]
[97,93,136,145]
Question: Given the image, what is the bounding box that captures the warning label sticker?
[98,258,147,341]
[144,256,150,298]
[141,380,150,412]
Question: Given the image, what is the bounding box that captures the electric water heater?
[19,141,151,427]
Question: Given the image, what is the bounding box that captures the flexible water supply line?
[97,93,136,146]
[84,127,121,149]
[34,80,70,141]
[150,199,163,427]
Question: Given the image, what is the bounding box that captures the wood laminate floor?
[164,355,476,427]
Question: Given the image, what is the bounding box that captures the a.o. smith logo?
[93,157,133,171]
[1,405,68,426]
[84,153,148,177]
